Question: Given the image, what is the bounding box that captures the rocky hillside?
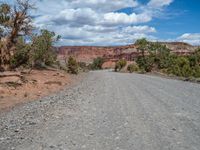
[58,42,198,63]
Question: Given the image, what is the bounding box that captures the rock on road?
[1,70,200,150]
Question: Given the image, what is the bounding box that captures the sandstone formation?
[58,42,198,63]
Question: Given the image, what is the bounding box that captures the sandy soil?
[0,69,75,111]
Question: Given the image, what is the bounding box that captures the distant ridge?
[58,42,198,63]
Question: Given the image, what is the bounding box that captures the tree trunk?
[0,38,15,71]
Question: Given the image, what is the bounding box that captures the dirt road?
[1,70,200,150]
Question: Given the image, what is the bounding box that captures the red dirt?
[0,69,75,111]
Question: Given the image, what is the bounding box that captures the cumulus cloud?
[35,0,138,14]
[58,31,157,46]
[52,8,99,27]
[28,0,174,45]
[103,12,152,26]
[177,33,200,45]
[178,33,200,40]
[122,26,156,34]
[148,0,174,8]
[69,0,138,12]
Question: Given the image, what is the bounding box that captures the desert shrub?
[154,47,172,69]
[78,62,86,68]
[78,62,89,72]
[115,59,127,72]
[136,41,173,72]
[181,64,192,77]
[169,64,182,76]
[135,38,150,57]
[188,55,198,67]
[67,56,79,74]
[136,55,154,72]
[0,2,63,71]
[145,55,155,72]
[187,49,200,67]
[10,48,30,68]
[193,65,200,78]
[175,57,190,68]
[168,57,193,77]
[127,64,139,73]
[135,38,150,72]
[91,57,104,70]
[134,39,200,78]
[10,37,31,68]
[169,49,200,78]
[31,30,60,67]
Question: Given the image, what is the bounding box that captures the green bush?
[182,64,192,78]
[10,37,31,68]
[154,48,172,69]
[127,64,139,73]
[115,59,127,72]
[67,56,79,74]
[136,41,173,72]
[168,57,193,77]
[10,48,30,68]
[91,57,104,70]
[135,38,151,72]
[31,30,60,67]
[187,48,200,67]
[193,65,200,78]
[136,55,154,72]
[134,39,200,78]
[168,64,181,76]
[175,57,189,68]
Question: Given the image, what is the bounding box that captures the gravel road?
[1,70,200,150]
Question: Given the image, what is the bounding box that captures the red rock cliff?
[58,42,197,63]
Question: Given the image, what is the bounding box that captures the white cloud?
[69,0,138,12]
[58,31,157,46]
[148,0,174,8]
[29,0,173,45]
[83,25,117,33]
[48,24,157,46]
[122,26,156,34]
[47,8,152,27]
[177,33,200,45]
[52,8,99,26]
[34,0,138,14]
[103,12,152,26]
[178,33,200,40]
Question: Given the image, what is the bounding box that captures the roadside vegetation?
[127,64,140,73]
[0,0,86,75]
[133,38,200,79]
[90,57,105,70]
[115,59,127,72]
[0,0,61,71]
[67,56,79,74]
[0,1,86,105]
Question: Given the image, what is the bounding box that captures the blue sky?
[2,0,200,46]
[147,0,200,39]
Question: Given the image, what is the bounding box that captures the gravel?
[0,70,200,150]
